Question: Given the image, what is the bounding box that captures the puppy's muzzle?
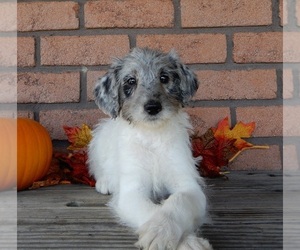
[144,100,162,116]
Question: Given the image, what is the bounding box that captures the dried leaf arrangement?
[30,124,94,189]
[192,117,268,178]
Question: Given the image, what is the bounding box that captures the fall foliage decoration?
[30,117,268,189]
[30,124,95,189]
[192,117,269,177]
[64,124,92,151]
[0,118,17,191]
[17,118,53,191]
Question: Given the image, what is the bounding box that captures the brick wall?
[282,0,300,170]
[18,0,284,170]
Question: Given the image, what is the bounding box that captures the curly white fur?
[88,48,212,250]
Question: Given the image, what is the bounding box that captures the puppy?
[88,48,212,250]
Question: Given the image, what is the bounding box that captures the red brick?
[17,37,35,67]
[233,32,283,63]
[283,145,299,171]
[283,69,293,99]
[184,107,231,135]
[18,2,79,31]
[283,32,300,63]
[280,0,288,26]
[137,34,227,64]
[0,73,17,103]
[17,111,34,119]
[297,0,300,26]
[181,0,272,28]
[17,72,80,103]
[39,109,109,140]
[229,145,282,170]
[283,105,300,136]
[0,37,17,67]
[85,0,173,28]
[0,2,17,32]
[87,71,106,101]
[41,35,130,66]
[236,106,283,137]
[194,69,277,100]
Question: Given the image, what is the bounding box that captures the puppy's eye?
[123,77,137,97]
[160,75,169,84]
[127,78,136,86]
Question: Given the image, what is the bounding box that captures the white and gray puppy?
[88,48,212,250]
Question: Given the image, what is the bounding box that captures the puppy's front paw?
[135,214,182,250]
[95,178,112,195]
[177,234,213,250]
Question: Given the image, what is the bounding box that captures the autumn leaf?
[29,158,71,189]
[57,124,95,186]
[192,117,268,178]
[31,151,96,189]
[213,117,255,150]
[55,151,95,187]
[63,124,92,151]
[192,129,225,178]
[30,124,95,189]
[215,137,238,167]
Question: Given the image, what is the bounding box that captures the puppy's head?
[94,48,198,125]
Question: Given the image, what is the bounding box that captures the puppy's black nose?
[144,100,162,116]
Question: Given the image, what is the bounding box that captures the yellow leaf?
[66,124,92,151]
[231,121,255,138]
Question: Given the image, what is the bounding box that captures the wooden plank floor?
[18,171,283,249]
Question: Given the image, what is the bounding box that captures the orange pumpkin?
[0,118,17,191]
[17,118,53,191]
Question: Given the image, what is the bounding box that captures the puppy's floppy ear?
[179,63,199,103]
[94,60,122,118]
[168,51,199,104]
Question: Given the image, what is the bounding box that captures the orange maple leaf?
[192,117,268,178]
[213,117,255,150]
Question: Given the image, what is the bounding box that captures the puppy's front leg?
[136,181,208,250]
[113,176,160,230]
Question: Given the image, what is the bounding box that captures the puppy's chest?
[121,127,188,180]
[132,137,174,170]
[140,149,171,203]
[132,139,175,188]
